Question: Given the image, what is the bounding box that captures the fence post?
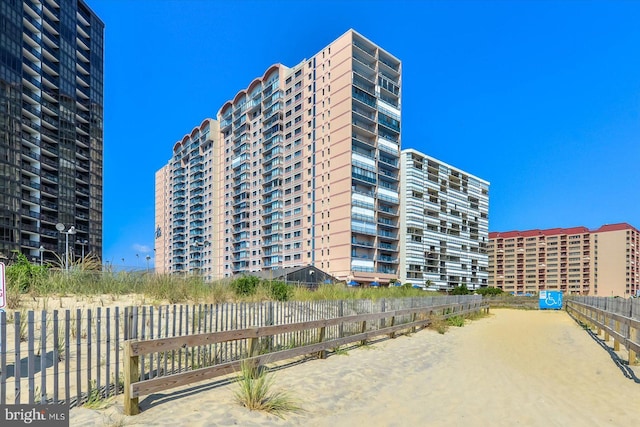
[628,301,637,365]
[360,321,367,346]
[411,312,417,333]
[266,302,274,352]
[127,307,135,340]
[629,329,638,366]
[123,341,139,416]
[318,325,327,359]
[614,319,620,351]
[247,326,260,376]
[388,314,396,339]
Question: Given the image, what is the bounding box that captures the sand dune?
[70,309,640,426]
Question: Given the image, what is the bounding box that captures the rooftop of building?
[401,148,490,185]
[489,222,638,239]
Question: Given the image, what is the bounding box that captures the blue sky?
[88,0,640,269]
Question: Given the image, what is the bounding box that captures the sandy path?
[71,309,640,426]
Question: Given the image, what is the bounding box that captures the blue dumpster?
[539,290,563,310]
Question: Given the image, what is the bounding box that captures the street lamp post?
[77,239,88,261]
[56,223,76,273]
[39,245,45,266]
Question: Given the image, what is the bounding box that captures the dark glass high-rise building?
[0,0,103,264]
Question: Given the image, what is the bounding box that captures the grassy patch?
[102,414,128,427]
[234,361,302,418]
[358,342,376,350]
[446,316,465,327]
[429,317,449,334]
[331,346,349,356]
[4,261,443,306]
[466,310,491,321]
[83,380,113,410]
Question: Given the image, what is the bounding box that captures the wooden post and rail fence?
[566,297,640,367]
[0,295,486,410]
[123,298,489,415]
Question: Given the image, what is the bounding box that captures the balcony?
[378,54,400,73]
[353,39,376,57]
[378,113,400,133]
[378,242,397,251]
[22,101,40,118]
[352,86,376,108]
[42,57,60,75]
[377,229,397,239]
[352,168,376,185]
[377,217,398,228]
[23,87,41,104]
[377,255,398,263]
[22,76,42,98]
[352,118,376,135]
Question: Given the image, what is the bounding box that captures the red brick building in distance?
[488,223,639,297]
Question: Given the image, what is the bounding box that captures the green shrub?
[476,287,503,296]
[450,284,470,295]
[269,281,292,302]
[5,252,47,293]
[231,275,260,297]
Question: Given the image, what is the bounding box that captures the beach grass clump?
[466,310,490,321]
[234,361,302,418]
[83,380,113,410]
[447,315,465,327]
[331,346,349,356]
[430,317,449,334]
[102,413,128,427]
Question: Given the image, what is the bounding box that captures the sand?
[70,309,640,426]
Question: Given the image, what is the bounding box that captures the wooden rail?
[123,300,489,415]
[566,300,640,366]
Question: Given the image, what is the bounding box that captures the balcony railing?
[352,86,376,108]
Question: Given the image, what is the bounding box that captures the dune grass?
[5,254,438,308]
[234,361,302,418]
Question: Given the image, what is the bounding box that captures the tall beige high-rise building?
[488,223,639,297]
[156,30,401,285]
[155,119,221,279]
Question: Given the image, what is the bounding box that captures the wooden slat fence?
[0,295,482,409]
[123,296,488,415]
[566,297,640,366]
